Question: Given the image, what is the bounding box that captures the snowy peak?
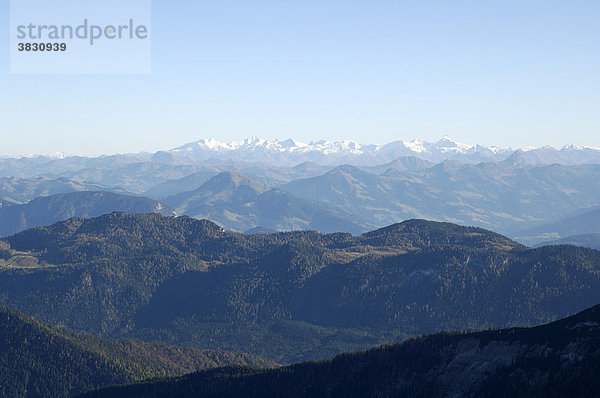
[436,135,458,145]
[166,137,600,167]
[189,138,230,151]
[403,139,425,153]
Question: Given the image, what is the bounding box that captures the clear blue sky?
[1,0,599,156]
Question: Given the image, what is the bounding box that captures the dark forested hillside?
[80,304,600,398]
[0,306,274,398]
[1,213,599,362]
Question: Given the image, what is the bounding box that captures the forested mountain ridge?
[3,212,519,266]
[1,213,599,362]
[0,306,275,398]
[80,303,600,398]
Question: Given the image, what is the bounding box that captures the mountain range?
[2,137,600,396]
[1,137,600,240]
[166,136,600,166]
[282,156,600,235]
[4,137,600,177]
[1,157,600,239]
[2,213,599,363]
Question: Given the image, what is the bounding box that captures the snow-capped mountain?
[5,136,600,168]
[167,135,516,166]
[167,135,600,166]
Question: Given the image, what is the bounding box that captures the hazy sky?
[1,0,599,156]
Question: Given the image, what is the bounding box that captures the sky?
[0,0,599,157]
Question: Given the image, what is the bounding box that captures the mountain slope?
[142,170,220,198]
[0,176,124,204]
[0,306,274,398]
[60,162,206,194]
[165,171,367,233]
[360,156,434,175]
[536,233,600,250]
[0,191,174,237]
[167,171,270,210]
[281,165,387,222]
[142,162,335,199]
[81,304,600,398]
[1,213,599,363]
[516,206,600,246]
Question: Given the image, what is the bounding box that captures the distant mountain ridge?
[4,136,600,169]
[0,176,126,203]
[0,191,173,237]
[516,205,600,245]
[166,136,600,166]
[1,157,600,236]
[282,162,600,235]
